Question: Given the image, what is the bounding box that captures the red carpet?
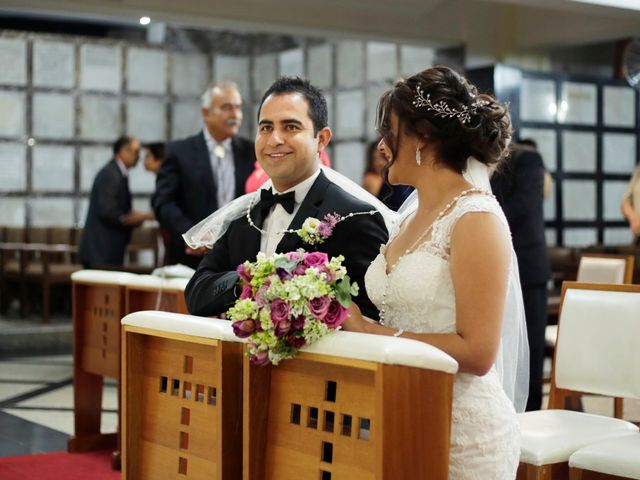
[0,450,120,480]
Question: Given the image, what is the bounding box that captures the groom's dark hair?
[258,77,328,136]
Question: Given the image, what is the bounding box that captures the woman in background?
[363,140,413,211]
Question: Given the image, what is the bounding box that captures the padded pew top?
[121,311,459,373]
[71,269,137,285]
[121,274,190,291]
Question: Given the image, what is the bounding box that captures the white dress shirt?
[203,127,236,208]
[115,157,128,177]
[260,170,321,256]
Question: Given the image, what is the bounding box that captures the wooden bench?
[120,311,459,479]
[69,270,190,469]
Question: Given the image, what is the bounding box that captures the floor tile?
[0,411,68,456]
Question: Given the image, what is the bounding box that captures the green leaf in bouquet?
[335,276,355,308]
[273,255,299,273]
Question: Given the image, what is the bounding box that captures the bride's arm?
[343,212,511,376]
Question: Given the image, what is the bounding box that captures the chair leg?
[614,397,623,419]
[569,467,583,480]
[42,281,50,323]
[518,463,554,480]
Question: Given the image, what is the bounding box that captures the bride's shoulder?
[446,193,508,231]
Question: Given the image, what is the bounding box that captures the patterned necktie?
[259,189,296,214]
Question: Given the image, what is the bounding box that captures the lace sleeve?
[431,194,509,254]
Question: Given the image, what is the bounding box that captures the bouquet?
[228,249,359,365]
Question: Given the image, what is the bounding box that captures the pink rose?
[274,319,292,337]
[270,299,291,324]
[232,319,256,338]
[308,296,331,319]
[304,251,329,268]
[240,284,253,299]
[323,299,348,328]
[250,350,270,366]
[285,251,304,263]
[237,263,252,282]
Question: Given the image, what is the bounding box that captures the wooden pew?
[244,332,458,480]
[119,311,458,480]
[121,311,244,480]
[124,275,189,314]
[68,270,190,468]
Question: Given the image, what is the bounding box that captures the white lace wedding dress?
[365,194,520,479]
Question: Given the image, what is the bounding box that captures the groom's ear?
[317,127,332,152]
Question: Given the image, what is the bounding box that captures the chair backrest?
[553,282,640,400]
[2,226,25,243]
[126,225,159,268]
[576,254,634,284]
[27,227,48,244]
[48,227,73,245]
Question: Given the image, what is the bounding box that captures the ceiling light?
[569,0,640,11]
[139,16,151,25]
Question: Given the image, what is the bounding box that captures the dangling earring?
[415,147,422,166]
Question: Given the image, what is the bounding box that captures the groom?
[185,77,388,319]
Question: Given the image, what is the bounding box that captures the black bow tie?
[259,189,296,214]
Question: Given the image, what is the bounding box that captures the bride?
[342,66,528,479]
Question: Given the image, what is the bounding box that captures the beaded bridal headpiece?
[412,84,489,125]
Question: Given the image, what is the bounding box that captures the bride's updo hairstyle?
[376,66,512,173]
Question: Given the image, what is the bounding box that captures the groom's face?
[256,93,331,192]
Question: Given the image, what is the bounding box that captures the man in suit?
[491,142,551,411]
[185,77,388,319]
[79,136,150,268]
[153,81,256,269]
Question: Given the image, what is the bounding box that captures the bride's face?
[380,111,420,186]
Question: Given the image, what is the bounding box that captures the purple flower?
[287,333,306,349]
[292,315,306,330]
[323,299,348,328]
[308,296,331,319]
[304,251,329,268]
[276,267,293,281]
[323,213,342,227]
[316,222,333,238]
[274,319,292,337]
[270,299,291,324]
[237,263,252,282]
[250,350,270,366]
[232,319,256,338]
[240,284,253,300]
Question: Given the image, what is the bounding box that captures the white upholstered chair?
[518,282,640,480]
[544,253,635,409]
[568,434,640,479]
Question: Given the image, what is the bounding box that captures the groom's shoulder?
[323,180,378,212]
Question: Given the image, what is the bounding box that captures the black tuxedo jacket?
[152,131,256,268]
[79,159,133,267]
[491,146,550,286]
[185,171,389,319]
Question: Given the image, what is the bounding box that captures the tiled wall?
[0,30,435,228]
[517,73,638,247]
